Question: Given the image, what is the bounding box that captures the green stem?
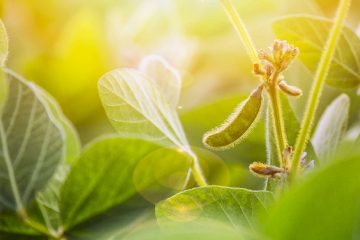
[268,84,288,167]
[220,0,259,63]
[291,0,351,179]
[191,154,207,186]
[220,0,288,166]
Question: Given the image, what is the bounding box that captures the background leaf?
[156,186,272,230]
[273,15,360,88]
[312,94,350,163]
[263,148,360,240]
[0,69,64,211]
[98,55,196,159]
[60,137,159,229]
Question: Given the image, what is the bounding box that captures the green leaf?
[35,87,81,163]
[35,164,67,232]
[156,186,272,230]
[263,149,360,240]
[133,148,192,203]
[0,70,64,211]
[32,86,80,231]
[98,55,197,165]
[0,20,8,67]
[312,94,350,163]
[60,137,159,229]
[99,55,181,146]
[273,15,360,88]
[122,221,256,240]
[203,85,264,150]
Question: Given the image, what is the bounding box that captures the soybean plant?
[203,0,352,185]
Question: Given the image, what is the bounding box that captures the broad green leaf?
[35,87,81,163]
[98,55,200,186]
[312,94,350,163]
[263,148,360,240]
[203,85,264,150]
[60,137,159,229]
[0,20,8,67]
[98,55,193,154]
[273,15,360,88]
[35,164,67,232]
[0,69,64,211]
[33,87,80,231]
[156,186,272,230]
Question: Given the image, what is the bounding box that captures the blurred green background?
[1,0,359,190]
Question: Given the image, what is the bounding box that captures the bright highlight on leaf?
[156,186,272,230]
[312,94,350,163]
[273,15,360,89]
[203,84,264,150]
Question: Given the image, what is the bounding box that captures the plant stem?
[290,0,351,178]
[191,154,207,186]
[268,83,288,167]
[220,0,259,63]
[220,0,288,165]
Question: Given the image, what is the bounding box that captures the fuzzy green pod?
[203,85,264,150]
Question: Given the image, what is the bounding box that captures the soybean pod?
[203,84,264,150]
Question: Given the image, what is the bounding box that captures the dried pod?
[278,80,303,97]
[249,162,284,178]
[203,85,264,150]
